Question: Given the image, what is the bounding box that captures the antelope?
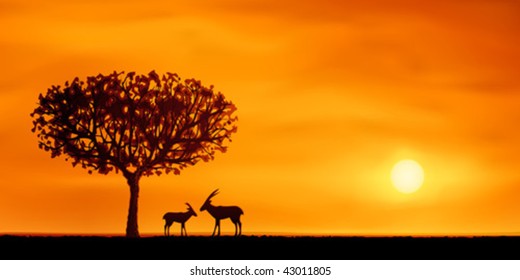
[200,189,244,237]
[163,203,197,237]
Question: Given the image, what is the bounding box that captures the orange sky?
[1,0,520,235]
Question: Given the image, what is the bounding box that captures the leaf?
[148,70,160,83]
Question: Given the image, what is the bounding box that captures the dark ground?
[1,235,519,260]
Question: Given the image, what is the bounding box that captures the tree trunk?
[125,174,140,238]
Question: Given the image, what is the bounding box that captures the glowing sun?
[391,159,424,194]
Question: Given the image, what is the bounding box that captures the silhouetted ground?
[0,235,519,260]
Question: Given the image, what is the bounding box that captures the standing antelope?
[200,189,243,237]
[163,203,197,237]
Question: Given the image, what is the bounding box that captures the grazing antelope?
[163,203,197,236]
[200,189,243,237]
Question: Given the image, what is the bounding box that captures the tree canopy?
[31,70,238,178]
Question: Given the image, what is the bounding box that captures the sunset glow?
[1,0,520,236]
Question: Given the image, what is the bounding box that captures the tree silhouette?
[30,71,238,238]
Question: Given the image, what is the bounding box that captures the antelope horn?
[205,189,219,202]
[186,203,194,210]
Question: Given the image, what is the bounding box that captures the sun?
[391,159,424,194]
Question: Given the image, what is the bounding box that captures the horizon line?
[2,231,520,237]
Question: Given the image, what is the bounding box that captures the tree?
[30,71,238,238]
